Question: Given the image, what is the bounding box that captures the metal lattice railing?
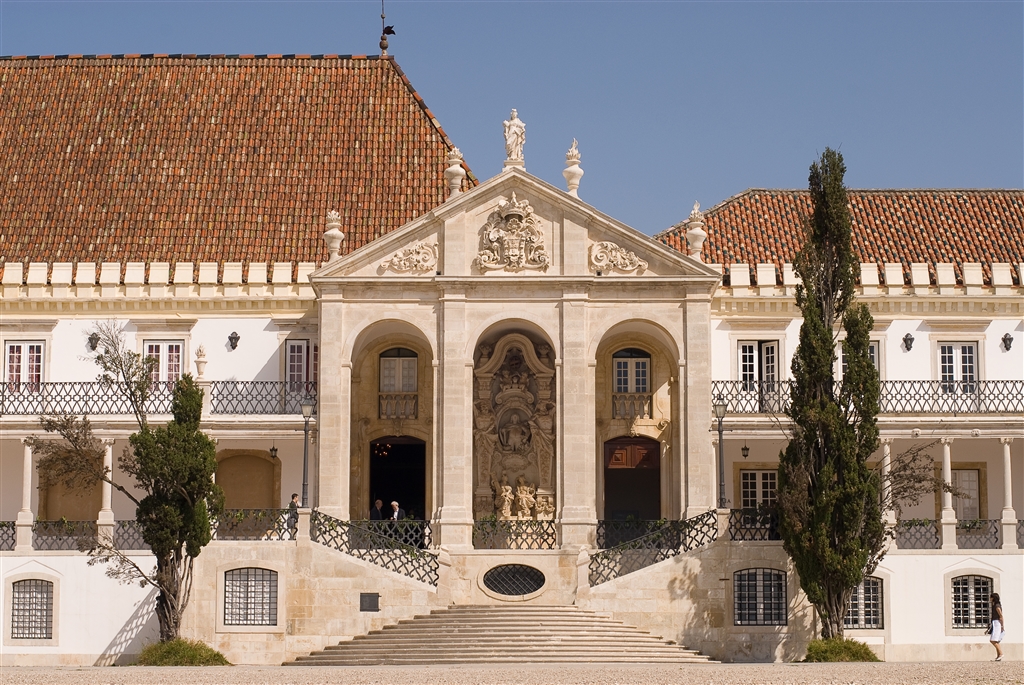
[956,520,1001,549]
[0,381,174,415]
[473,519,558,550]
[0,522,16,551]
[210,381,316,415]
[353,521,431,549]
[729,509,782,541]
[1018,521,1024,548]
[214,509,298,541]
[611,393,652,420]
[32,520,97,551]
[114,520,150,551]
[596,519,669,548]
[589,510,718,586]
[895,519,941,549]
[711,380,1024,415]
[310,510,438,586]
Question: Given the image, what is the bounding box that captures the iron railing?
[1018,521,1024,548]
[379,393,418,420]
[352,520,431,549]
[588,510,718,586]
[895,519,941,549]
[114,520,150,551]
[0,522,15,551]
[956,520,1002,549]
[711,380,1024,414]
[32,520,96,551]
[214,509,298,541]
[728,509,781,541]
[596,519,668,548]
[473,519,558,550]
[1,381,174,415]
[310,510,438,586]
[210,381,316,415]
[611,393,653,420]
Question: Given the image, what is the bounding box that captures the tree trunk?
[153,548,193,642]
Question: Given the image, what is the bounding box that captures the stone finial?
[562,139,583,198]
[684,201,707,261]
[194,344,207,379]
[444,147,466,199]
[324,209,346,263]
[503,109,526,169]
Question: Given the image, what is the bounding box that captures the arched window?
[733,568,786,626]
[379,348,418,419]
[952,575,991,628]
[845,576,883,629]
[224,568,278,626]
[11,579,53,639]
[611,348,650,419]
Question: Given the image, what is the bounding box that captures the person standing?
[390,501,406,521]
[370,499,385,520]
[286,493,300,539]
[990,592,1005,661]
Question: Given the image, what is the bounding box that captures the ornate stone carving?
[444,147,466,198]
[589,241,648,274]
[563,138,583,197]
[324,209,346,262]
[380,241,438,273]
[684,201,707,261]
[503,109,526,163]
[475,193,549,272]
[514,477,537,519]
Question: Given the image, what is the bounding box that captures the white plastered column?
[16,439,35,550]
[880,438,896,525]
[1000,438,1017,550]
[316,299,349,519]
[684,294,715,517]
[97,438,116,541]
[436,290,473,548]
[939,436,957,549]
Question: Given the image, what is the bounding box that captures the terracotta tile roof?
[658,189,1024,286]
[0,54,475,279]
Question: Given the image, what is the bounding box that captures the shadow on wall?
[95,587,160,666]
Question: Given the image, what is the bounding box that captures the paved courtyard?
[0,663,1017,685]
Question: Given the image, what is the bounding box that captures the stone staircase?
[288,604,715,665]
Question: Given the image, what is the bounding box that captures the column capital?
[940,436,955,445]
[1000,437,1014,445]
[880,437,894,446]
[22,437,33,447]
[102,437,116,447]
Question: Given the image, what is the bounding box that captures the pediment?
[313,167,720,283]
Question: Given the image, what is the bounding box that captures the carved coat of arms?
[475,193,549,272]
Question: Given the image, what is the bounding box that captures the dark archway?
[603,436,661,520]
[369,437,426,520]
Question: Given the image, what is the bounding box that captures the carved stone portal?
[473,333,555,520]
[475,193,549,273]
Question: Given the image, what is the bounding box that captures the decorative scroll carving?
[380,241,438,273]
[589,241,648,274]
[475,193,549,272]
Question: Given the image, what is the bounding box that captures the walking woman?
[990,592,1005,661]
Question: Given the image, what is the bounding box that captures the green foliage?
[135,638,231,666]
[804,637,881,662]
[777,149,884,640]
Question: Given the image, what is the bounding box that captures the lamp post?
[300,395,315,508]
[713,395,728,509]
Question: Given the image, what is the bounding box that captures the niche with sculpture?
[473,333,556,520]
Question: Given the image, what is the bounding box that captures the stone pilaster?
[317,299,349,519]
[97,438,116,543]
[1000,438,1017,550]
[16,439,35,550]
[436,289,473,548]
[559,291,596,548]
[684,294,715,517]
[939,437,957,550]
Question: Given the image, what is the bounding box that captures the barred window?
[734,568,787,626]
[11,579,53,639]
[952,575,991,628]
[845,577,883,629]
[224,568,278,626]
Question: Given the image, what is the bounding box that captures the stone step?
[382,619,630,629]
[290,656,714,666]
[352,633,670,643]
[329,639,695,651]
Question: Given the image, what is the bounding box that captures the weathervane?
[379,0,396,56]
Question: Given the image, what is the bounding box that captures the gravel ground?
[0,663,1018,685]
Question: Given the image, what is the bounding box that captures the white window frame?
[4,341,45,390]
[379,350,418,393]
[144,340,184,384]
[937,342,978,391]
[951,469,980,521]
[739,470,777,510]
[286,339,318,389]
[737,340,779,388]
[838,340,882,380]
[614,359,649,394]
[845,576,884,629]
[3,571,60,647]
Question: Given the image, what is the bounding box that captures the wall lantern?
[741,442,750,459]
[87,332,100,351]
[1002,333,1014,351]
[269,445,278,460]
[902,333,914,351]
[228,331,240,350]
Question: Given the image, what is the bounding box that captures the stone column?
[97,438,116,542]
[436,290,473,548]
[559,291,596,548]
[316,300,349,519]
[16,439,35,550]
[684,294,716,518]
[940,437,957,549]
[880,438,896,527]
[1000,438,1018,550]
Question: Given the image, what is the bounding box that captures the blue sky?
[1,0,1021,234]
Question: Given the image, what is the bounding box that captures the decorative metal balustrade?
[611,393,653,420]
[310,510,438,586]
[213,509,297,541]
[711,380,1024,415]
[1018,521,1024,548]
[0,522,15,551]
[1,382,174,416]
[210,381,317,415]
[895,519,941,549]
[32,520,97,551]
[596,519,668,548]
[728,509,781,541]
[352,520,431,549]
[114,520,150,551]
[956,520,1002,549]
[379,393,418,420]
[473,519,558,550]
[588,510,718,586]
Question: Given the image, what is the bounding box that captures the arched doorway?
[603,436,660,520]
[369,437,426,520]
[217,451,280,509]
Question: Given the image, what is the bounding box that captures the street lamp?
[713,395,728,509]
[300,395,315,508]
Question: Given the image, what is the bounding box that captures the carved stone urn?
[323,209,346,262]
[684,201,707,261]
[444,148,466,198]
[562,139,583,198]
[194,345,207,379]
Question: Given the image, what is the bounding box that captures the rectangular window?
[615,359,648,394]
[380,358,417,393]
[839,341,880,379]
[740,470,777,509]
[224,568,278,626]
[952,575,991,628]
[734,568,787,626]
[5,342,44,391]
[145,341,183,384]
[11,579,53,639]
[939,343,977,393]
[286,340,318,388]
[951,469,980,521]
[845,577,883,629]
[738,341,779,389]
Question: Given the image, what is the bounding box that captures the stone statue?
[515,476,536,519]
[528,401,555,488]
[499,413,531,453]
[492,474,514,520]
[473,400,498,483]
[503,109,525,162]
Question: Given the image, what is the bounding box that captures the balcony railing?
[114,520,150,551]
[712,380,1024,414]
[956,519,1001,549]
[472,519,557,550]
[32,520,97,551]
[210,381,316,415]
[895,519,941,549]
[1,381,174,416]
[311,510,438,586]
[213,509,298,541]
[379,393,418,420]
[728,509,781,541]
[596,519,667,548]
[0,522,15,551]
[611,393,652,420]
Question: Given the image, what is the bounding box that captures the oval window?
[482,564,545,596]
